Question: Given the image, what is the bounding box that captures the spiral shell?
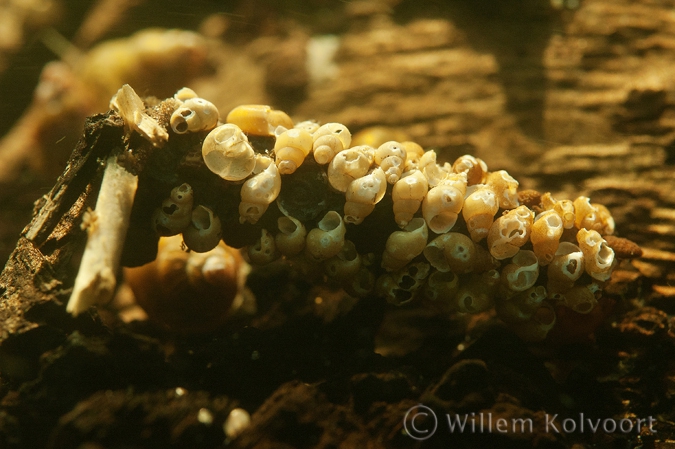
[462,184,499,242]
[170,97,219,134]
[419,150,451,187]
[486,170,519,210]
[423,271,460,313]
[576,229,615,281]
[452,154,488,185]
[152,183,193,236]
[392,169,428,228]
[182,205,222,253]
[327,145,373,192]
[423,232,476,274]
[248,228,279,265]
[454,270,499,313]
[547,242,585,294]
[496,285,547,324]
[344,167,387,224]
[239,156,282,224]
[500,250,539,292]
[312,123,351,164]
[381,218,428,271]
[530,209,564,265]
[202,124,256,181]
[421,173,466,234]
[324,240,361,281]
[275,216,306,257]
[376,262,430,306]
[487,205,534,260]
[226,104,293,136]
[374,141,407,184]
[401,141,425,172]
[574,196,615,235]
[306,211,347,260]
[541,193,575,229]
[274,128,313,175]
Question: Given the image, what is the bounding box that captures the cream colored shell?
[226,104,293,136]
[421,173,466,234]
[462,184,499,242]
[344,167,387,224]
[274,128,313,175]
[275,216,307,257]
[530,209,564,265]
[170,97,219,134]
[239,156,282,224]
[202,124,256,181]
[327,145,373,192]
[305,211,347,260]
[487,205,534,260]
[312,123,352,164]
[374,141,407,184]
[392,169,428,227]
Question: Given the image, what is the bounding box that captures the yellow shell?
[487,205,534,260]
[486,170,519,210]
[226,104,293,136]
[202,124,256,181]
[452,154,488,185]
[462,184,499,242]
[248,229,279,265]
[344,167,387,224]
[421,173,466,234]
[374,141,407,184]
[324,240,361,281]
[274,128,313,175]
[500,250,539,292]
[327,145,373,192]
[312,123,352,164]
[275,216,306,257]
[530,210,564,265]
[576,229,615,281]
[392,169,428,227]
[239,156,282,224]
[423,232,476,274]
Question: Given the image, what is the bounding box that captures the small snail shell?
[202,124,256,181]
[576,228,615,281]
[401,141,425,172]
[500,250,539,292]
[487,205,534,260]
[392,169,428,227]
[324,240,361,281]
[351,126,409,148]
[486,170,519,210]
[541,193,575,229]
[275,216,306,257]
[312,123,352,164]
[452,154,488,185]
[182,205,222,253]
[344,266,376,298]
[226,104,293,136]
[344,167,387,225]
[546,242,585,294]
[152,183,193,236]
[423,232,476,274]
[421,173,466,234]
[419,150,451,187]
[454,270,499,314]
[374,141,407,184]
[327,145,373,192]
[174,87,198,101]
[381,218,428,271]
[573,196,615,235]
[510,302,556,342]
[294,120,320,134]
[531,209,564,265]
[462,184,499,242]
[422,270,460,313]
[170,97,219,134]
[248,229,280,265]
[376,262,430,306]
[306,211,346,260]
[274,128,313,174]
[124,235,249,333]
[496,285,547,324]
[239,156,282,224]
[561,284,598,314]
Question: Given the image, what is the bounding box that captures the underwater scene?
[0,0,674,448]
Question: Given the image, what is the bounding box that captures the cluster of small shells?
[150,88,624,341]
